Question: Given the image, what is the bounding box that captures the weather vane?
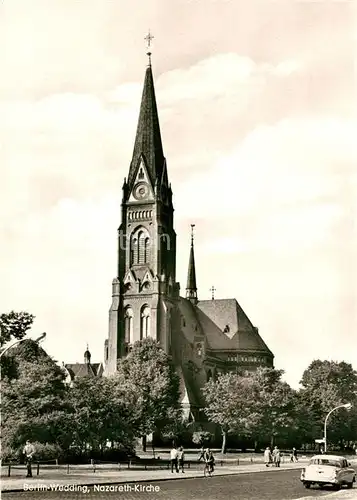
[144,30,154,65]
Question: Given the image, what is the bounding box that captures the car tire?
[333,484,341,491]
[347,482,353,489]
[304,482,311,489]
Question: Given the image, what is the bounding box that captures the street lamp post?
[0,332,46,359]
[323,403,352,453]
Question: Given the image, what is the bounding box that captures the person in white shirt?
[23,440,35,478]
[264,447,272,467]
[170,446,179,473]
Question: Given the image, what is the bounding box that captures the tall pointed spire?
[127,33,165,190]
[186,224,198,304]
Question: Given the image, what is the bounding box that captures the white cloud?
[175,117,357,222]
[274,60,302,77]
[158,53,303,106]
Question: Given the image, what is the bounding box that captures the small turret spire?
[186,224,198,304]
[84,344,91,364]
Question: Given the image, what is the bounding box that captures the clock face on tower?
[133,182,150,200]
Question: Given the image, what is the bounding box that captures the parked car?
[300,454,355,490]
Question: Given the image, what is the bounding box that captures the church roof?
[175,362,204,417]
[176,297,204,343]
[194,306,236,350]
[127,64,165,190]
[230,329,271,352]
[196,299,240,337]
[177,297,273,355]
[65,362,103,380]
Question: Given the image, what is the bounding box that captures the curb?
[297,488,357,500]
[1,465,304,493]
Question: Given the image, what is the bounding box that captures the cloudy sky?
[1,0,356,388]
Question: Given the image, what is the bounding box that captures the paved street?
[2,469,352,500]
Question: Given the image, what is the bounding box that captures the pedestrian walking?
[170,446,179,473]
[23,440,35,478]
[178,446,185,473]
[203,448,215,474]
[292,447,298,462]
[264,447,272,467]
[198,446,205,461]
[272,446,281,467]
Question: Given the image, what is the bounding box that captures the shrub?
[29,442,63,463]
[192,431,213,447]
[0,445,21,462]
[63,445,137,464]
[1,442,62,464]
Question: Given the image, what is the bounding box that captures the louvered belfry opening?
[130,229,150,265]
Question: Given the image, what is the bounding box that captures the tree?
[0,311,36,379]
[1,340,71,453]
[247,368,298,448]
[113,338,181,451]
[202,372,256,453]
[68,376,134,455]
[299,360,357,448]
[159,408,192,448]
[0,311,35,347]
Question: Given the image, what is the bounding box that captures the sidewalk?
[299,489,357,500]
[1,461,305,493]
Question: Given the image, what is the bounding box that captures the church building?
[64,346,104,385]
[104,51,274,419]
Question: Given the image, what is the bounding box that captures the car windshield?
[310,458,342,467]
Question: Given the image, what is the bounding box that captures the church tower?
[105,51,178,375]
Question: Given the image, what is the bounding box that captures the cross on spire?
[144,30,154,48]
[144,30,154,66]
[210,286,216,300]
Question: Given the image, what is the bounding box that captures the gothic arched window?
[130,228,150,266]
[140,305,151,339]
[124,307,134,344]
[130,237,138,265]
[144,237,150,262]
[138,231,146,264]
